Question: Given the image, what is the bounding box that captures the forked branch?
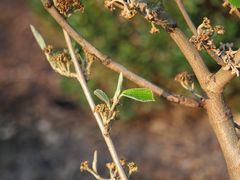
[175,0,226,67]
[175,0,240,95]
[63,29,128,180]
[37,0,240,179]
[106,0,212,88]
[40,0,203,108]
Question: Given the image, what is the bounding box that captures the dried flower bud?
[94,104,108,113]
[104,0,138,19]
[214,25,225,35]
[80,161,89,172]
[106,162,116,171]
[202,17,211,29]
[190,17,225,51]
[216,43,240,76]
[43,45,77,78]
[43,45,53,54]
[175,71,194,91]
[150,23,159,34]
[54,0,84,17]
[127,162,138,175]
[120,159,126,166]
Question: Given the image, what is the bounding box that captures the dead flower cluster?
[54,0,84,17]
[214,43,240,76]
[175,71,194,91]
[80,151,138,180]
[104,0,168,33]
[94,103,119,133]
[43,45,77,77]
[190,17,224,50]
[190,17,240,76]
[104,0,138,19]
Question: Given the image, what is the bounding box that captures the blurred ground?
[0,0,231,180]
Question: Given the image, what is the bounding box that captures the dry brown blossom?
[104,0,138,19]
[189,17,224,50]
[127,162,138,175]
[150,22,159,34]
[43,45,77,78]
[106,162,116,171]
[190,17,240,76]
[94,103,118,130]
[214,43,240,76]
[80,161,89,172]
[104,0,176,33]
[54,0,84,17]
[175,71,194,91]
[81,152,138,179]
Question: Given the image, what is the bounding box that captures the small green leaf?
[30,25,46,50]
[94,89,110,106]
[229,0,240,7]
[120,88,155,102]
[113,73,123,101]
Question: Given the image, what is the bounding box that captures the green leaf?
[113,73,123,101]
[94,89,110,106]
[229,0,240,7]
[30,25,46,50]
[120,88,155,102]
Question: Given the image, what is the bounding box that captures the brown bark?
[205,93,240,180]
[39,0,240,179]
[39,1,202,108]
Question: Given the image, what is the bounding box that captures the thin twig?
[40,0,203,108]
[175,0,197,35]
[63,29,128,180]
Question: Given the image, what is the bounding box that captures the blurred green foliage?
[27,0,240,115]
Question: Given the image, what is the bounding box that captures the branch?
[205,93,240,179]
[169,28,211,88]
[175,0,225,67]
[106,60,204,107]
[63,29,128,180]
[175,0,240,94]
[40,0,203,108]
[110,0,212,88]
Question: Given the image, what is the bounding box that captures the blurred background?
[0,0,240,179]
